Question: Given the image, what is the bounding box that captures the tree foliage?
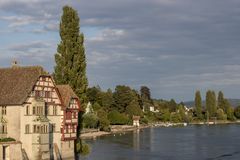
[234,106,240,119]
[113,85,137,113]
[218,91,224,110]
[195,90,202,119]
[107,110,129,125]
[206,90,217,118]
[82,113,99,128]
[54,6,88,107]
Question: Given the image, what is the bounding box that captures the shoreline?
[80,121,240,139]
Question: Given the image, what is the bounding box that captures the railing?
[21,148,29,160]
[54,143,62,160]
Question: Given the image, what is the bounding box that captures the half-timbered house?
[0,64,81,160]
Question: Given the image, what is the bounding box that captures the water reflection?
[133,129,140,151]
[81,125,240,160]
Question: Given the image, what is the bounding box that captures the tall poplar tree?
[195,90,202,119]
[218,91,224,110]
[206,90,217,118]
[212,91,217,116]
[54,6,88,107]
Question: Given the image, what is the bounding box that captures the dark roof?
[57,85,79,108]
[0,66,47,105]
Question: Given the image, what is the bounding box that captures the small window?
[33,106,36,115]
[25,125,30,134]
[26,106,29,115]
[66,125,69,133]
[53,106,57,115]
[2,124,7,134]
[52,124,56,133]
[72,125,75,133]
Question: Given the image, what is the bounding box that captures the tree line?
[194,90,240,121]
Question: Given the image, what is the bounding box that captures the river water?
[80,124,240,160]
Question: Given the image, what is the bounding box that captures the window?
[53,106,57,115]
[2,106,6,115]
[0,124,7,134]
[33,106,36,115]
[25,125,30,134]
[72,125,75,133]
[52,124,56,133]
[66,125,69,133]
[26,106,29,115]
[2,124,7,134]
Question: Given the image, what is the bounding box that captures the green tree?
[195,90,202,119]
[224,100,235,120]
[82,113,99,128]
[216,108,227,120]
[101,89,114,111]
[97,109,110,131]
[159,109,170,122]
[218,91,224,110]
[234,106,240,119]
[86,86,101,104]
[206,90,217,118]
[140,86,151,101]
[168,99,177,112]
[170,112,182,123]
[107,110,129,125]
[54,6,88,107]
[113,85,135,113]
[126,100,143,117]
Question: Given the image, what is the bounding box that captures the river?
[80,124,240,160]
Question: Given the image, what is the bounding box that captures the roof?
[0,66,47,105]
[57,85,80,109]
[132,116,140,120]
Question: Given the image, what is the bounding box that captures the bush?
[92,102,102,111]
[0,137,15,142]
[216,108,227,120]
[126,101,143,117]
[234,106,240,119]
[170,112,182,123]
[76,140,91,156]
[140,117,148,124]
[97,109,110,131]
[108,110,129,125]
[159,109,170,122]
[226,107,236,121]
[83,113,99,128]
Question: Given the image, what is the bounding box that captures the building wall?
[0,141,22,160]
[1,106,21,141]
[61,141,75,160]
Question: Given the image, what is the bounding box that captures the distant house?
[0,64,81,160]
[133,116,140,127]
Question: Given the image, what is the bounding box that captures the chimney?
[11,60,19,68]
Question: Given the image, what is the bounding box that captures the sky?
[0,0,240,102]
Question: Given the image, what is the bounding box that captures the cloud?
[1,0,240,101]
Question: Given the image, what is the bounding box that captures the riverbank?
[80,120,240,139]
[80,125,149,139]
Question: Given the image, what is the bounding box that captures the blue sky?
[1,0,240,102]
